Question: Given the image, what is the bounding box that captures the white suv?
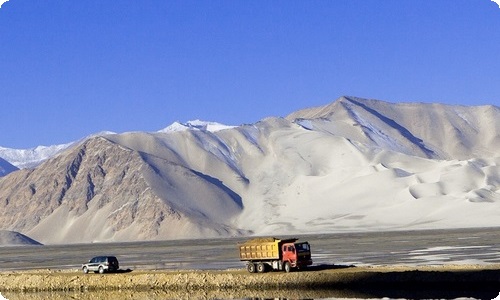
[82,256,119,274]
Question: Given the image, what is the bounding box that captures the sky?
[1,0,499,149]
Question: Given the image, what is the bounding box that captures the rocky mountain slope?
[0,96,498,244]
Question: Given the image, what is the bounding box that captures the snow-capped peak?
[159,120,236,133]
[0,143,73,169]
[0,131,116,170]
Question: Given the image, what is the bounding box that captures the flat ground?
[1,228,500,299]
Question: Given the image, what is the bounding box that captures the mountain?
[0,135,247,243]
[287,96,499,160]
[159,120,236,132]
[0,96,498,244]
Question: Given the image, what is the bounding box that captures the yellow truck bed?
[238,237,297,261]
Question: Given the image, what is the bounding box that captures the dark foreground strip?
[0,267,499,299]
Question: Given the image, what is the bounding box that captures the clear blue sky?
[1,0,499,149]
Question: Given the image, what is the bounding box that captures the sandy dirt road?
[0,227,499,271]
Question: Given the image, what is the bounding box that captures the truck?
[238,237,313,273]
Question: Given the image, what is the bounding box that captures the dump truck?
[238,237,313,273]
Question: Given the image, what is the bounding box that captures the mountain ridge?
[287,96,499,160]
[0,96,499,244]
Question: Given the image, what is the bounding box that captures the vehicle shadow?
[114,268,133,273]
[303,263,356,271]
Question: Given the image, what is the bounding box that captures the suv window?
[108,257,118,263]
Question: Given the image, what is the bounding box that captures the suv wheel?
[98,266,104,274]
[83,266,89,274]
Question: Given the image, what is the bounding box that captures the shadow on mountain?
[345,96,436,158]
[191,169,244,208]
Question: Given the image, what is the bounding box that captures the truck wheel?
[256,262,266,273]
[284,261,291,273]
[247,263,256,273]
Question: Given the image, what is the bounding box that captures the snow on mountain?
[0,96,498,244]
[159,120,236,133]
[0,131,116,169]
[0,143,73,169]
[0,122,231,171]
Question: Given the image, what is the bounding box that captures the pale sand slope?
[0,96,498,243]
[234,122,500,234]
[106,97,500,238]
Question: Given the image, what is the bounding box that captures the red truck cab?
[281,241,313,271]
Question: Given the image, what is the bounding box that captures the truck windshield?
[295,243,310,252]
